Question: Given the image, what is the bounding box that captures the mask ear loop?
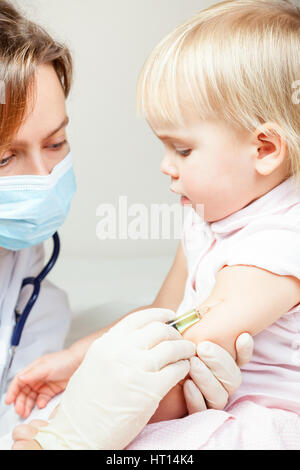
[167,299,224,334]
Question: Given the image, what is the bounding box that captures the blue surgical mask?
[0,153,76,251]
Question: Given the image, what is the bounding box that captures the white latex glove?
[183,333,254,413]
[34,308,195,450]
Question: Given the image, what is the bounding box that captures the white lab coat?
[0,243,71,438]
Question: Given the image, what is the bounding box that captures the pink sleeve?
[223,225,300,314]
[224,227,300,280]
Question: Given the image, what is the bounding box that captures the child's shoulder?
[223,203,300,281]
[239,200,300,237]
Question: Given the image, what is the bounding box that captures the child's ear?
[253,122,288,176]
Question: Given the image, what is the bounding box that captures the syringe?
[166,299,224,334]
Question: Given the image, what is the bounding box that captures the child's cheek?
[182,171,215,209]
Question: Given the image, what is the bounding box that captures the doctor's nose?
[23,152,51,176]
[160,155,179,179]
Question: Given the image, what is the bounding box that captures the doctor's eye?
[0,155,14,167]
[47,140,68,150]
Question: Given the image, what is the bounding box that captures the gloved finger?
[146,340,196,372]
[183,379,207,414]
[156,359,190,394]
[135,321,182,349]
[29,419,49,429]
[196,341,242,394]
[12,440,33,450]
[235,333,254,367]
[12,420,47,442]
[116,308,176,332]
[189,356,229,410]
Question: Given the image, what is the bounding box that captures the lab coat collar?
[209,176,300,235]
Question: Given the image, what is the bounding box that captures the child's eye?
[176,149,192,157]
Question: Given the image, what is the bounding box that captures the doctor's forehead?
[11,65,69,146]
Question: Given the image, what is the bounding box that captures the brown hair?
[0,0,73,154]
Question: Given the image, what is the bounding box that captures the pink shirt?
[177,176,300,414]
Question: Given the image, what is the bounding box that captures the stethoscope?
[0,232,60,398]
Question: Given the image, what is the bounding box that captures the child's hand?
[11,420,48,450]
[5,349,80,419]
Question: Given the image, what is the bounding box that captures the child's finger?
[36,393,52,409]
[35,381,66,409]
[14,386,36,418]
[5,376,27,404]
[14,389,28,417]
[18,364,48,386]
[23,389,39,420]
[6,365,42,404]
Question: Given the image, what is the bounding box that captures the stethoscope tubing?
[11,232,60,348]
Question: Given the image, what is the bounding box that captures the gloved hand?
[183,333,254,413]
[34,308,195,450]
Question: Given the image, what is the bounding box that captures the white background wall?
[18,0,213,260]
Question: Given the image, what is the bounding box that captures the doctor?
[0,0,253,442]
[0,1,76,436]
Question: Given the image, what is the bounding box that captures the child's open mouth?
[181,196,191,205]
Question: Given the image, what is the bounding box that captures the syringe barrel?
[166,309,200,334]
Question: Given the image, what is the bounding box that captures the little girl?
[9,0,300,449]
[125,0,300,446]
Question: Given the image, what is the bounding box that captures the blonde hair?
[136,0,300,184]
[0,0,73,154]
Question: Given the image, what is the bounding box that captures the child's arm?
[183,265,300,357]
[150,264,300,423]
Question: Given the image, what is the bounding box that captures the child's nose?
[160,155,179,178]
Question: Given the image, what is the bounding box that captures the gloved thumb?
[235,333,254,367]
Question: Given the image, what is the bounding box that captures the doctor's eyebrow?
[43,116,70,140]
[11,116,70,146]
